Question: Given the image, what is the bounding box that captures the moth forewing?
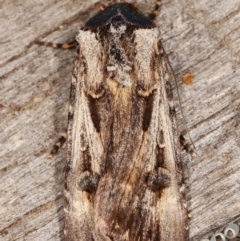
[65,2,188,241]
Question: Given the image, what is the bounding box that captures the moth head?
[83,2,154,31]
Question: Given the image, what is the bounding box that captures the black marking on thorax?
[84,3,154,30]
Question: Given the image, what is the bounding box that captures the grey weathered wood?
[0,0,240,240]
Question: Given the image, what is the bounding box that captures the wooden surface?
[1,0,240,240]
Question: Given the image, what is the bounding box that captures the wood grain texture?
[0,0,239,241]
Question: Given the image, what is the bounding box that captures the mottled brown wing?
[64,24,188,241]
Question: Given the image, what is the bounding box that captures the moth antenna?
[160,43,197,156]
[180,134,197,157]
[148,0,162,21]
[35,40,77,49]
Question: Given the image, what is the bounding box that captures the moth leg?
[48,132,67,158]
[35,0,104,49]
[179,134,196,157]
[148,0,162,21]
[35,40,77,49]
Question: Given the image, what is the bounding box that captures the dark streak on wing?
[142,91,155,132]
[165,81,173,100]
[156,144,164,168]
[87,94,101,133]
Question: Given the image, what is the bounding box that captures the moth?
[38,1,189,240]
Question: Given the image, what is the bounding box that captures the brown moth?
[63,1,188,240]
